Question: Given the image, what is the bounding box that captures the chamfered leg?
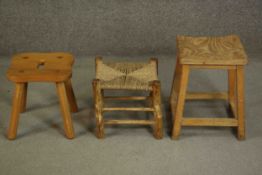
[170,57,181,104]
[8,83,25,140]
[228,68,237,117]
[56,82,75,139]
[172,65,190,139]
[152,81,163,139]
[65,79,78,113]
[93,79,104,139]
[236,66,245,140]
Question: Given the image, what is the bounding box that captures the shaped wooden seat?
[170,35,248,140]
[6,52,78,140]
[93,57,163,139]
[7,52,74,82]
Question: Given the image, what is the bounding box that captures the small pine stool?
[170,35,248,140]
[93,57,163,139]
[6,52,78,140]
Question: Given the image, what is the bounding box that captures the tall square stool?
[6,52,78,139]
[170,35,248,140]
[93,57,163,139]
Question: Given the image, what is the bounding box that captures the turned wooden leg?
[93,79,104,139]
[65,79,78,113]
[152,81,163,139]
[172,65,190,139]
[20,83,28,113]
[236,66,245,140]
[8,83,25,140]
[56,82,75,139]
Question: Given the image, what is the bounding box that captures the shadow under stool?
[6,52,78,140]
[93,57,163,139]
[170,35,248,140]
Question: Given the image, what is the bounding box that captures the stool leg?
[170,57,181,104]
[172,65,190,139]
[56,82,75,139]
[236,66,245,140]
[20,83,28,113]
[65,80,78,113]
[8,83,25,140]
[228,69,236,115]
[93,79,104,139]
[152,81,163,139]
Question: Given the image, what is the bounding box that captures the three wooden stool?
[170,35,248,140]
[6,52,78,139]
[93,57,163,139]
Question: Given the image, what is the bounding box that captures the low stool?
[170,35,248,140]
[6,52,78,140]
[93,57,163,139]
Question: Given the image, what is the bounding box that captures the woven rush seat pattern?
[96,59,158,91]
[93,56,163,139]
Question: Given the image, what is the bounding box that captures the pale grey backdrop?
[0,0,261,56]
[0,1,262,175]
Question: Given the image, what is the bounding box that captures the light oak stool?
[93,57,163,139]
[170,35,248,140]
[6,52,78,140]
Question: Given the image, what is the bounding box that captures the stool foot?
[56,82,75,139]
[153,117,163,139]
[93,79,105,139]
[152,81,163,139]
[65,80,78,113]
[236,66,245,140]
[171,65,190,139]
[8,83,25,140]
[96,121,105,139]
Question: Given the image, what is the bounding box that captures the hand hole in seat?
[22,56,28,59]
[57,56,63,59]
[37,62,45,70]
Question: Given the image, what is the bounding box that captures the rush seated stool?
[6,52,78,139]
[170,35,248,140]
[93,57,163,139]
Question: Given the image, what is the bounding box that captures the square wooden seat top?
[177,35,248,65]
[7,52,74,83]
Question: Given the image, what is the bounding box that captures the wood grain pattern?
[65,80,78,113]
[7,83,25,140]
[236,66,245,140]
[182,118,238,126]
[56,82,75,139]
[152,81,163,139]
[6,52,77,139]
[170,36,247,140]
[7,52,74,82]
[93,79,105,139]
[20,83,28,113]
[104,120,154,125]
[177,35,248,65]
[172,65,190,139]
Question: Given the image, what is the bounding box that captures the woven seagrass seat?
[93,57,163,139]
[96,60,158,91]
